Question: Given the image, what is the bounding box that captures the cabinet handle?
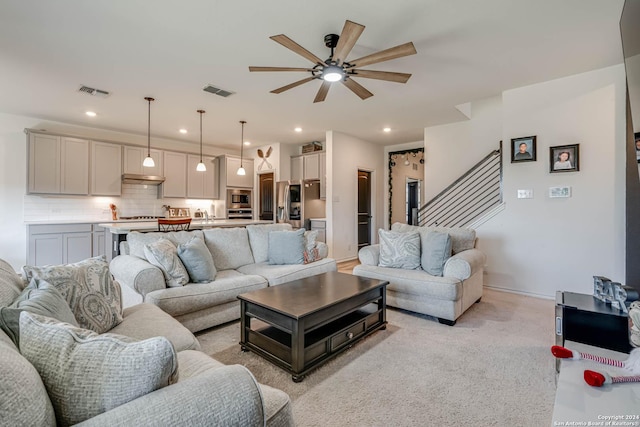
[555,317,562,336]
[346,332,354,340]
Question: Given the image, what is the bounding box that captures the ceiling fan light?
[237,166,246,176]
[143,156,155,168]
[323,65,344,82]
[196,161,207,172]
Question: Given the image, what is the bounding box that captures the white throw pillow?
[19,312,178,426]
[378,229,421,269]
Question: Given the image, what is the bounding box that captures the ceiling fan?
[249,20,417,103]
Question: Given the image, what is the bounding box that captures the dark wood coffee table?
[238,271,387,382]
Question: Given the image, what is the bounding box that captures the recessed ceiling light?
[294,127,302,132]
[179,129,187,134]
[383,127,391,133]
[85,111,97,117]
[244,141,251,146]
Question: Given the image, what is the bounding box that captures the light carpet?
[196,289,557,426]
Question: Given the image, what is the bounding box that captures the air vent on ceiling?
[78,85,110,98]
[203,84,235,97]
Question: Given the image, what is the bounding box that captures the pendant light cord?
[198,110,205,161]
[144,97,154,157]
[240,120,246,167]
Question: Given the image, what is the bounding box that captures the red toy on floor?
[551,345,640,387]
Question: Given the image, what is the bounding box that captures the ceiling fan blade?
[349,42,417,68]
[350,69,412,83]
[342,78,374,100]
[332,20,365,65]
[249,66,313,72]
[270,34,325,65]
[313,81,331,103]
[270,77,316,94]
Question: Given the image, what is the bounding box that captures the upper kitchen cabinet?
[90,141,122,196]
[225,155,253,188]
[303,153,320,180]
[123,146,163,176]
[290,152,325,182]
[187,155,218,199]
[28,133,89,195]
[163,151,187,198]
[291,156,303,181]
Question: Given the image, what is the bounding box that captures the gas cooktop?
[118,216,165,220]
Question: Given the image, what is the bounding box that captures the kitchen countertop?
[98,219,273,234]
[308,218,327,221]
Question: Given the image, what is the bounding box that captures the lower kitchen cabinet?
[310,219,326,243]
[28,224,105,266]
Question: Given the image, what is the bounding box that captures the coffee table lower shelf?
[241,304,386,382]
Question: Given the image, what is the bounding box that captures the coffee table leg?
[292,374,305,383]
[240,300,250,351]
[291,318,305,381]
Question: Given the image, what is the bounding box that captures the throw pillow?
[22,256,122,334]
[144,238,190,287]
[268,228,305,265]
[378,229,421,269]
[246,223,293,263]
[0,278,78,347]
[0,258,25,307]
[421,230,452,276]
[303,230,320,264]
[19,312,178,426]
[177,236,217,283]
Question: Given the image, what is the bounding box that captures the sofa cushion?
[237,257,337,286]
[144,238,190,287]
[19,312,178,426]
[391,223,476,254]
[177,236,217,283]
[22,256,123,334]
[0,258,25,307]
[0,329,56,427]
[268,228,305,265]
[421,230,452,276]
[378,229,421,269]
[246,223,292,263]
[0,278,78,347]
[203,228,255,270]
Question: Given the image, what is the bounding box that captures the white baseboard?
[484,284,555,300]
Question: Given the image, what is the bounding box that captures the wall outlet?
[517,189,533,199]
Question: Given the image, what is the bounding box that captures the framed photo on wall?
[635,132,640,163]
[511,136,537,163]
[550,144,579,173]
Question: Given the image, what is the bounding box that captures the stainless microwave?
[227,189,252,208]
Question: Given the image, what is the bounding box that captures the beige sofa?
[0,258,293,426]
[110,223,337,332]
[353,223,485,326]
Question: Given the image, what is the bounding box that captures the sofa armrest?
[316,242,329,259]
[110,255,165,298]
[76,364,265,427]
[443,249,486,281]
[358,244,380,266]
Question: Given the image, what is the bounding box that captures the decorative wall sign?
[511,136,537,163]
[550,144,579,173]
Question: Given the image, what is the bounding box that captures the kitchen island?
[99,219,273,259]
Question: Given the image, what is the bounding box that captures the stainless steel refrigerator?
[276,180,303,229]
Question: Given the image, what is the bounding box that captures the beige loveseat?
[110,223,337,332]
[353,223,485,326]
[0,258,292,426]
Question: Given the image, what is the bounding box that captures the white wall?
[326,131,384,261]
[423,65,626,297]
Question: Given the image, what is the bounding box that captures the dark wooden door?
[259,172,274,221]
[357,170,371,249]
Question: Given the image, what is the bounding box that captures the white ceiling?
[0,0,626,149]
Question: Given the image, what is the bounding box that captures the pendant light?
[237,120,247,176]
[196,109,206,172]
[142,97,155,168]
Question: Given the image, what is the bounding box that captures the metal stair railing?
[418,142,502,228]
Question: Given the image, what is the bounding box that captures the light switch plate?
[517,189,533,199]
[549,186,571,198]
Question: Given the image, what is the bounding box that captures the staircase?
[418,143,503,228]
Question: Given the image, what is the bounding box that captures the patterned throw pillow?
[176,236,217,283]
[303,230,320,264]
[19,312,178,426]
[0,278,78,347]
[144,238,190,287]
[378,229,421,269]
[22,256,122,334]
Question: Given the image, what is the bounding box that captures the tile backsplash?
[24,184,222,222]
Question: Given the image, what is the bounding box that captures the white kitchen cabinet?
[91,141,122,196]
[319,152,327,200]
[92,225,107,259]
[28,224,93,266]
[291,156,303,181]
[310,219,326,243]
[225,156,254,188]
[28,134,89,195]
[123,146,163,176]
[187,155,218,199]
[163,151,187,198]
[303,153,320,180]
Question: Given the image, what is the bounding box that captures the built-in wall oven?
[227,189,252,219]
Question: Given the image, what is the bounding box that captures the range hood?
[121,174,165,185]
